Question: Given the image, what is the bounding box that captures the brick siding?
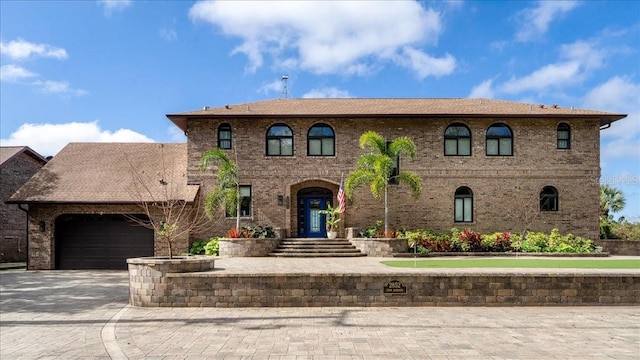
[188,116,600,240]
[0,153,44,261]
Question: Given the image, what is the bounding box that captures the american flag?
[337,173,346,214]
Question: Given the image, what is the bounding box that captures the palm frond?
[396,171,423,199]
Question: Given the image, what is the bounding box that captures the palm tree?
[200,148,241,230]
[600,184,626,218]
[345,131,422,235]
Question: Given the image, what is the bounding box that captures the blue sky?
[1,0,639,221]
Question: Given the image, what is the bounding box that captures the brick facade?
[188,116,601,240]
[0,151,45,261]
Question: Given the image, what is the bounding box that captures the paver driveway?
[1,266,639,359]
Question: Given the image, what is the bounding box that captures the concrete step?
[269,238,366,257]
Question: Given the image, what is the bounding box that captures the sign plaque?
[383,280,407,294]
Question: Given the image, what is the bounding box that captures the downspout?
[17,204,29,270]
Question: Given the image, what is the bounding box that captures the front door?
[305,197,326,238]
[297,187,333,238]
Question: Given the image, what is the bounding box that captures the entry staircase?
[269,238,366,257]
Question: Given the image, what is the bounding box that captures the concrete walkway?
[1,258,639,359]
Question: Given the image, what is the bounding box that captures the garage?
[55,214,154,270]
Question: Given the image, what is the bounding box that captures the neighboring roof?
[7,143,199,204]
[0,146,48,169]
[167,98,627,131]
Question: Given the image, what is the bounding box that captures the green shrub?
[358,220,384,238]
[241,225,276,238]
[610,221,640,240]
[189,240,208,255]
[205,237,219,256]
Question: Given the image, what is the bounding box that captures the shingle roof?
[167,98,627,131]
[0,146,48,169]
[7,143,198,204]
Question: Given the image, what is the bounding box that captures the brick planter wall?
[350,238,408,257]
[218,238,280,257]
[128,269,639,307]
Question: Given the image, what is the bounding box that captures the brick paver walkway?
[1,258,639,359]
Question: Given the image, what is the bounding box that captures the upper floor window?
[444,123,471,156]
[308,123,335,156]
[486,123,513,156]
[557,123,571,149]
[266,124,293,156]
[540,186,559,211]
[218,123,232,149]
[454,186,473,222]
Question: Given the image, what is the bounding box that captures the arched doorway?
[296,187,333,238]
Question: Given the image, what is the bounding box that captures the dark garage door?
[55,214,154,270]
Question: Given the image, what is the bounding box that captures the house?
[1,146,48,262]
[8,98,626,269]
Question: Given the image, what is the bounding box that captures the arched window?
[217,123,232,149]
[557,123,570,149]
[266,124,293,156]
[444,123,471,156]
[307,123,335,156]
[540,186,559,211]
[454,187,473,222]
[486,123,513,156]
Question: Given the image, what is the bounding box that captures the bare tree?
[504,185,540,239]
[125,144,211,259]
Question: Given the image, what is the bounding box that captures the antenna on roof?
[280,75,289,99]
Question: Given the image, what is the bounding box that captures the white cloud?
[168,126,186,142]
[159,28,177,41]
[0,38,68,61]
[258,79,284,95]
[0,121,154,156]
[0,64,38,82]
[32,80,88,96]
[189,1,453,78]
[302,87,352,98]
[588,77,640,167]
[515,1,579,42]
[97,0,132,15]
[468,79,496,99]
[394,46,456,79]
[501,61,581,94]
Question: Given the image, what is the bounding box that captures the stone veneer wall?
[218,238,280,257]
[350,238,408,257]
[128,270,639,307]
[128,256,216,307]
[594,240,640,256]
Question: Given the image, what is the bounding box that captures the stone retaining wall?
[594,240,640,256]
[350,238,408,257]
[218,238,280,257]
[128,267,639,307]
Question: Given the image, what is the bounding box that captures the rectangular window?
[387,141,399,185]
[309,139,322,155]
[281,139,293,156]
[499,138,512,155]
[455,198,472,222]
[445,139,457,155]
[486,139,499,155]
[458,138,471,155]
[321,138,334,156]
[219,131,231,149]
[268,139,281,155]
[557,131,569,149]
[226,185,252,217]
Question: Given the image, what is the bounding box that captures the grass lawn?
[381,258,640,269]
